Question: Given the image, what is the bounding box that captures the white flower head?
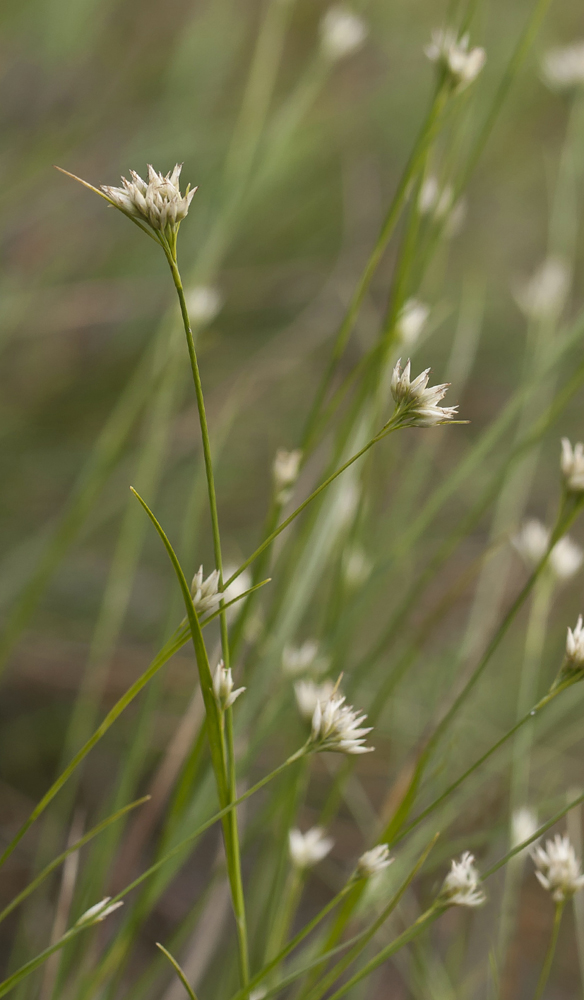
[309,684,374,755]
[213,660,245,711]
[273,448,303,504]
[190,566,222,617]
[418,176,454,218]
[550,535,583,581]
[289,827,334,869]
[512,519,550,568]
[295,679,335,721]
[102,164,196,241]
[565,615,584,672]
[425,29,486,91]
[390,359,458,428]
[342,546,373,590]
[320,6,368,62]
[357,844,394,879]
[440,852,485,907]
[561,438,584,493]
[515,257,570,321]
[184,286,223,325]
[542,42,584,91]
[396,299,430,348]
[532,834,584,902]
[511,807,539,852]
[283,640,327,677]
[75,897,124,927]
[222,565,253,621]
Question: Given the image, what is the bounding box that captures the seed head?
[390,359,458,428]
[289,827,334,869]
[319,6,368,61]
[561,438,584,493]
[190,566,222,616]
[357,844,393,879]
[440,852,485,908]
[532,834,584,902]
[309,685,374,755]
[213,660,245,711]
[396,299,430,348]
[75,897,124,926]
[273,448,303,504]
[425,29,486,91]
[294,679,335,721]
[542,42,584,91]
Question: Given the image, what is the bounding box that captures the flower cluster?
[319,6,368,61]
[425,29,486,91]
[273,448,303,504]
[289,827,334,869]
[391,359,458,428]
[357,844,393,879]
[213,661,245,711]
[102,164,196,242]
[440,852,485,908]
[532,834,584,902]
[564,615,584,673]
[309,687,373,755]
[542,42,584,91]
[190,566,222,616]
[512,519,583,581]
[561,438,584,493]
[75,897,124,927]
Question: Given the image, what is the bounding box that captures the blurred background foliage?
[2,0,584,997]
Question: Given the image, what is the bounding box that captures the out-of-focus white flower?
[222,565,253,620]
[289,827,334,869]
[343,546,373,590]
[75,897,124,926]
[561,438,584,493]
[273,448,303,504]
[309,687,373,754]
[249,991,267,1000]
[550,536,583,581]
[213,660,245,711]
[542,42,584,91]
[515,257,570,321]
[357,844,393,878]
[511,807,539,853]
[102,164,196,238]
[445,196,467,238]
[295,679,335,721]
[396,299,430,348]
[440,852,485,907]
[283,640,328,676]
[532,834,584,902]
[184,286,223,325]
[512,519,550,567]
[418,176,454,218]
[565,615,584,671]
[320,6,368,61]
[425,29,486,91]
[190,566,222,616]
[391,359,458,427]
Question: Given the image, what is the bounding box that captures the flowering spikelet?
[357,844,393,878]
[564,615,584,672]
[391,359,458,427]
[561,438,584,493]
[532,834,584,902]
[542,42,584,91]
[425,29,486,91]
[75,897,124,926]
[309,685,373,754]
[440,852,485,907]
[213,661,245,711]
[190,566,222,616]
[319,6,368,61]
[294,679,335,721]
[289,827,334,868]
[273,448,303,504]
[102,164,196,239]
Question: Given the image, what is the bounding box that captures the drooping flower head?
[425,29,486,91]
[289,827,334,869]
[190,566,222,617]
[561,438,584,493]
[213,660,245,711]
[532,834,584,902]
[439,852,485,908]
[357,844,394,879]
[101,164,196,250]
[390,359,458,428]
[309,684,373,755]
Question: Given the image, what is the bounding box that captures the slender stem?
[225,707,250,984]
[534,902,564,1000]
[156,943,199,1000]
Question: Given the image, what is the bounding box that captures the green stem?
[225,707,250,984]
[534,902,564,1000]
